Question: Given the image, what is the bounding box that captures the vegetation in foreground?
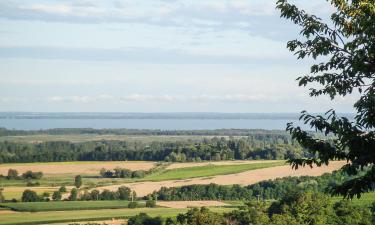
[127,191,375,225]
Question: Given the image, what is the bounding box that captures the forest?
[0,134,307,163]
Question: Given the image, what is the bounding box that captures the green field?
[331,192,375,206]
[0,200,145,212]
[143,161,285,181]
[0,207,232,225]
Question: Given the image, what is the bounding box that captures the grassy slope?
[143,161,285,181]
[331,192,375,206]
[0,207,232,225]
[0,201,145,212]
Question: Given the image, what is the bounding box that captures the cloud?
[0,0,325,40]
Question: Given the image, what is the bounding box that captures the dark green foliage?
[74,175,82,188]
[22,170,43,179]
[277,0,375,198]
[0,134,305,163]
[7,169,18,179]
[21,189,40,202]
[59,186,67,193]
[332,200,372,225]
[128,201,138,208]
[146,199,156,208]
[0,188,5,203]
[52,191,62,201]
[127,213,163,225]
[117,186,132,200]
[69,188,78,201]
[175,207,226,225]
[151,171,353,201]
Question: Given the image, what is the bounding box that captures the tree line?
[127,191,374,225]
[150,171,360,201]
[0,135,307,163]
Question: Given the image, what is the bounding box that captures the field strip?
[156,200,229,208]
[166,160,282,170]
[0,207,232,225]
[96,161,346,196]
[0,161,155,176]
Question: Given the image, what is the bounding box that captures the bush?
[22,171,43,179]
[59,186,67,193]
[21,189,40,202]
[52,191,62,201]
[26,180,40,187]
[7,169,18,179]
[128,201,138,208]
[127,213,163,225]
[131,170,146,178]
[145,200,156,208]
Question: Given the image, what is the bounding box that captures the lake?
[0,118,304,130]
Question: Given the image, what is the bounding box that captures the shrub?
[21,189,40,202]
[128,201,138,208]
[146,200,156,208]
[59,186,67,193]
[131,170,146,178]
[7,169,18,179]
[127,213,163,225]
[22,170,43,179]
[52,191,62,201]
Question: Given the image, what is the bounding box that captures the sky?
[0,0,356,113]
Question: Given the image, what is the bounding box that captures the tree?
[59,186,67,193]
[7,169,18,179]
[74,175,82,188]
[21,189,40,202]
[276,0,375,198]
[127,213,163,225]
[52,191,62,201]
[117,186,131,200]
[69,188,78,201]
[0,188,5,203]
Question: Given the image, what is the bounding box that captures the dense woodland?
[151,171,355,201]
[128,192,375,225]
[0,134,307,163]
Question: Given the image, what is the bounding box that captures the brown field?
[97,161,346,196]
[166,160,281,170]
[157,200,229,208]
[0,161,155,176]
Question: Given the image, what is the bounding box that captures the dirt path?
[96,161,346,197]
[157,200,229,208]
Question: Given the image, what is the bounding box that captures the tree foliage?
[276,0,375,198]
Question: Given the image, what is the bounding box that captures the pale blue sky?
[0,0,355,112]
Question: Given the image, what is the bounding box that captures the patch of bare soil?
[0,161,155,176]
[97,161,346,197]
[156,200,229,208]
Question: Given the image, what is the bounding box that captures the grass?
[0,201,145,212]
[2,187,59,200]
[142,161,285,181]
[0,207,232,225]
[331,192,375,206]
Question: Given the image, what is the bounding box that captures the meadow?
[143,161,286,181]
[0,200,145,212]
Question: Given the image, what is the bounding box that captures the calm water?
[0,118,304,130]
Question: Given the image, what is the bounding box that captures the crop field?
[0,161,155,176]
[0,200,145,212]
[0,207,232,225]
[143,161,286,181]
